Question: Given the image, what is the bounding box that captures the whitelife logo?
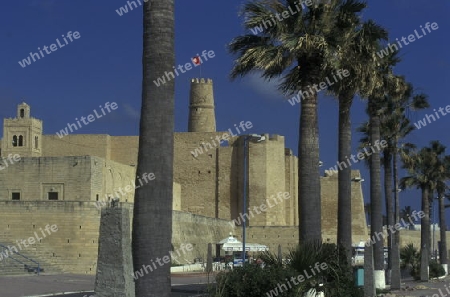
[18,31,81,68]
[0,154,21,171]
[115,0,147,16]
[190,121,253,158]
[287,69,349,106]
[376,22,439,59]
[250,0,317,35]
[229,192,290,227]
[413,104,450,130]
[55,102,118,138]
[0,224,58,261]
[325,140,388,176]
[94,172,156,209]
[266,262,328,297]
[132,243,193,280]
[153,50,216,87]
[365,210,424,247]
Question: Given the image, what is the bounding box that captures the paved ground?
[388,275,450,296]
[5,272,450,297]
[0,273,212,297]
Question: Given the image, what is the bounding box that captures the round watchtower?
[188,78,216,132]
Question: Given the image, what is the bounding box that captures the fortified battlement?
[267,134,284,141]
[191,78,213,84]
[188,78,216,132]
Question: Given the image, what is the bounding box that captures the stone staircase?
[0,243,54,276]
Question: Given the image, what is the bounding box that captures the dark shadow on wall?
[229,137,243,229]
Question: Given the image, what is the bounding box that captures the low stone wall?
[0,201,102,274]
[0,201,234,274]
[3,201,446,275]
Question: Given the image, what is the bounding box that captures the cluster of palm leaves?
[226,0,437,289]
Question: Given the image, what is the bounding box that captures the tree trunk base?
[374,270,386,289]
[443,264,448,275]
[385,269,391,285]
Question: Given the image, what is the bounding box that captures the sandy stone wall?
[173,132,230,218]
[42,135,111,160]
[320,171,368,244]
[0,202,234,274]
[110,136,139,166]
[0,156,95,201]
[0,201,101,274]
[0,156,140,203]
[285,149,299,226]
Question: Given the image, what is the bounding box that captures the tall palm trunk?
[391,139,401,289]
[132,1,175,296]
[438,189,448,273]
[337,94,353,263]
[369,98,385,288]
[299,91,321,243]
[420,186,430,281]
[429,192,434,260]
[383,150,393,284]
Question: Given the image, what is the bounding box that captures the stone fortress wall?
[0,201,234,274]
[0,199,442,275]
[0,78,370,274]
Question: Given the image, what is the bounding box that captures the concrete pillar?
[95,207,135,297]
[364,243,376,297]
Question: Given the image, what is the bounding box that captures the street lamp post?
[433,196,439,260]
[242,134,266,265]
[433,198,435,259]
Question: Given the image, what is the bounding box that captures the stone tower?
[188,78,216,132]
[1,102,43,157]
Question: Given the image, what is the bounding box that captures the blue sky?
[0,0,449,224]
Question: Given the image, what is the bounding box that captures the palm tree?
[328,18,388,264]
[385,86,428,288]
[132,1,175,296]
[228,0,366,243]
[432,149,450,274]
[400,141,446,281]
[365,61,407,288]
[378,81,428,287]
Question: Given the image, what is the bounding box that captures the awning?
[222,242,269,252]
[219,233,269,251]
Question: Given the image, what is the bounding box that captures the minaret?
[1,102,43,157]
[188,78,216,132]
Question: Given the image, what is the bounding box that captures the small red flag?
[192,56,202,66]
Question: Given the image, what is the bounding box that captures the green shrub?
[429,260,445,278]
[400,244,445,279]
[210,264,299,297]
[210,242,365,297]
[268,241,363,297]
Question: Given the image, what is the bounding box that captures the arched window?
[20,109,24,118]
[35,136,38,149]
[12,135,18,147]
[18,135,23,147]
